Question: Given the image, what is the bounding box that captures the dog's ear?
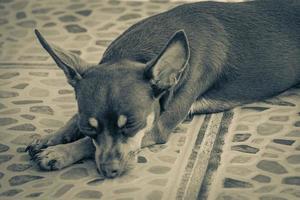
[35,29,90,86]
[144,30,190,98]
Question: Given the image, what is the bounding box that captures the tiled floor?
[0,0,181,65]
[205,87,300,200]
[0,0,299,200]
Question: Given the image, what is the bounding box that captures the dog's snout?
[100,162,121,178]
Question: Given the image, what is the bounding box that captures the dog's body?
[27,0,300,178]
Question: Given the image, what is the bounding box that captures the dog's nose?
[100,163,120,178]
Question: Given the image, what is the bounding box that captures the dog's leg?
[190,97,242,114]
[33,137,94,170]
[143,63,224,146]
[26,114,83,157]
[142,96,193,147]
[143,87,201,146]
[144,99,231,147]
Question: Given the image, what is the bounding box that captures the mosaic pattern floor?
[0,0,183,65]
[203,86,300,200]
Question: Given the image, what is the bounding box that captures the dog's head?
[35,29,189,178]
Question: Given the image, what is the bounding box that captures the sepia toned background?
[0,0,299,199]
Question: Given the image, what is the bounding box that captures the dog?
[26,0,300,178]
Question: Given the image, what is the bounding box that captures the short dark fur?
[27,0,300,178]
[102,0,300,135]
[104,0,300,102]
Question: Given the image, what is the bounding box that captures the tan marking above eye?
[117,115,127,128]
[88,117,98,128]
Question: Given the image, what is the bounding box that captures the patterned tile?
[0,0,182,65]
[206,87,300,200]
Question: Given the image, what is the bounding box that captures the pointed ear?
[144,30,190,98]
[35,29,90,86]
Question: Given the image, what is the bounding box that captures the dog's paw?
[141,126,167,148]
[26,136,51,158]
[33,146,70,170]
[141,133,156,148]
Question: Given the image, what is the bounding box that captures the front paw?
[26,135,51,158]
[33,146,70,170]
[141,124,168,148]
[141,132,156,148]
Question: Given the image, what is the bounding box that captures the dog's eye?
[120,120,144,137]
[123,121,137,131]
[77,116,103,138]
[120,127,139,137]
[79,125,97,136]
[78,121,99,138]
